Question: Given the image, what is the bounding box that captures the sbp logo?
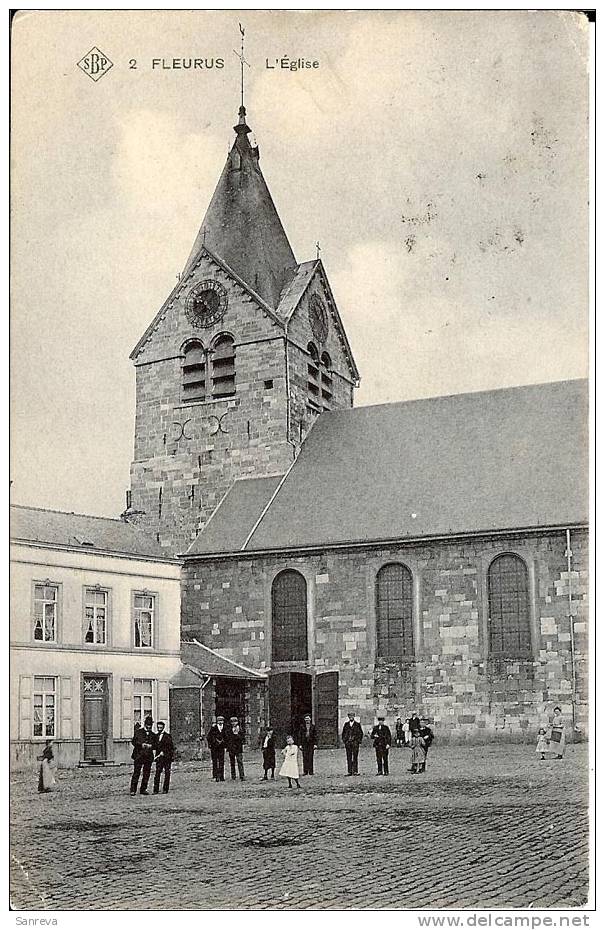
[77,47,114,82]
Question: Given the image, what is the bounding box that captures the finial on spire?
[316,241,322,260]
[233,23,250,113]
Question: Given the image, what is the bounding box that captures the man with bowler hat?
[207,714,227,782]
[130,715,156,795]
[341,712,363,775]
[370,714,392,775]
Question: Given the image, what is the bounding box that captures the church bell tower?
[126,101,359,556]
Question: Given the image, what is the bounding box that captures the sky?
[10,10,590,518]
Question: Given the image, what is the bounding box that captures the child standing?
[279,735,301,789]
[38,740,56,793]
[409,734,426,774]
[536,728,549,760]
[261,726,276,780]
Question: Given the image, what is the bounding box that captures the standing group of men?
[205,715,246,781]
[130,716,175,795]
[343,711,435,776]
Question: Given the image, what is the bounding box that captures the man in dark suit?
[418,717,434,773]
[153,721,175,794]
[130,715,156,796]
[370,715,392,775]
[297,714,318,776]
[207,714,227,782]
[341,712,363,775]
[226,716,245,781]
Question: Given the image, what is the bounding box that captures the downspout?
[565,529,577,736]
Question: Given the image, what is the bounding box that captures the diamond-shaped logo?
[77,47,114,82]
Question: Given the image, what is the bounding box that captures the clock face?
[185,280,228,329]
[308,294,329,344]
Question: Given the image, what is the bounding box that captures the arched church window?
[307,342,321,410]
[376,563,414,659]
[271,570,308,662]
[488,554,531,656]
[182,340,207,403]
[320,352,333,411]
[211,334,236,399]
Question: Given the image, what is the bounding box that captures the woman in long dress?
[549,706,567,759]
[38,740,56,793]
[279,735,300,789]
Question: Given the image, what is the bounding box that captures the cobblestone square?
[10,744,589,911]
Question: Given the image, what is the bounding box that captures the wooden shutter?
[60,677,73,739]
[158,680,170,724]
[19,675,32,739]
[121,677,133,738]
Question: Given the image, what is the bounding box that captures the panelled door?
[315,671,339,748]
[82,675,109,761]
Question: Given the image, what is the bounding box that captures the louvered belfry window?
[376,563,414,658]
[182,341,207,402]
[271,570,308,662]
[488,554,531,656]
[211,335,236,398]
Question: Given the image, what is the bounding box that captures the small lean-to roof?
[185,379,588,557]
[181,640,267,680]
[184,475,283,557]
[10,505,172,561]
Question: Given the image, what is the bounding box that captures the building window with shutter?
[83,587,108,644]
[306,342,321,411]
[182,340,207,403]
[320,351,333,410]
[271,570,308,662]
[133,593,155,648]
[33,583,58,643]
[488,554,531,657]
[33,677,56,738]
[211,334,236,398]
[376,563,414,659]
[133,678,154,725]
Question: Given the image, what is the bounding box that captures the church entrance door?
[269,671,313,746]
[315,671,339,748]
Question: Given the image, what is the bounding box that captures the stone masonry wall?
[181,529,588,742]
[129,254,355,555]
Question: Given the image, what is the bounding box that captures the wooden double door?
[269,671,339,748]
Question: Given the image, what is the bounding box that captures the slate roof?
[10,505,173,561]
[185,379,588,557]
[183,107,297,309]
[180,640,267,680]
[185,475,283,557]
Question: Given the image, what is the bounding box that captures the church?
[125,103,588,750]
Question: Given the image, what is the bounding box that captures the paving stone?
[10,744,588,910]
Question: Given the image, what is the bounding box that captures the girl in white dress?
[279,735,300,789]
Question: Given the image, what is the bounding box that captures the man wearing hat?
[418,717,434,773]
[130,715,156,796]
[370,714,392,775]
[341,712,364,775]
[226,716,245,781]
[206,714,227,782]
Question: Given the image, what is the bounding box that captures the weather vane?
[316,241,322,260]
[233,23,250,109]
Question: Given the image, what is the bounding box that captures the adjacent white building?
[10,505,182,768]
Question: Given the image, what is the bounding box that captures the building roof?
[183,106,297,309]
[10,505,173,561]
[185,475,283,557]
[185,379,588,557]
[180,639,267,680]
